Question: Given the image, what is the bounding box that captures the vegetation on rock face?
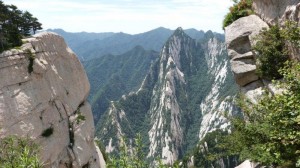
[106,134,149,168]
[183,130,240,168]
[0,136,43,167]
[223,62,300,167]
[0,0,42,53]
[222,0,253,29]
[75,105,86,124]
[76,112,86,124]
[26,49,36,74]
[84,46,159,123]
[95,139,109,163]
[281,21,300,60]
[254,21,300,80]
[219,20,300,167]
[105,134,179,168]
[254,25,289,80]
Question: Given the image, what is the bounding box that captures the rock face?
[253,0,300,60]
[253,0,300,25]
[225,15,269,102]
[225,1,300,101]
[198,34,238,140]
[225,15,268,87]
[0,32,105,167]
[225,1,300,167]
[97,28,238,166]
[235,160,259,168]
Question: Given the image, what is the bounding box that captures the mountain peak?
[169,27,192,40]
[173,27,184,35]
[204,30,214,39]
[175,27,183,31]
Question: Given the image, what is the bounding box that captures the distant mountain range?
[47,27,239,166]
[49,27,223,121]
[48,27,207,61]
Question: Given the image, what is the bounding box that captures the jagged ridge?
[97,28,238,165]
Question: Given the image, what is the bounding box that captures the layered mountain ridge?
[49,27,206,61]
[84,46,159,122]
[97,28,238,164]
[51,28,226,125]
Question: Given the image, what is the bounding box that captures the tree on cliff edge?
[0,0,42,52]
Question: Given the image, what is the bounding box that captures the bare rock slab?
[0,32,105,168]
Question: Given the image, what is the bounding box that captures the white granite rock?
[253,0,300,25]
[225,15,268,87]
[0,32,105,168]
[235,160,259,168]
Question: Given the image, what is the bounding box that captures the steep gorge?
[97,28,238,165]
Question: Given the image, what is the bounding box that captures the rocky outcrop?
[225,15,268,87]
[253,0,300,25]
[253,0,300,60]
[225,1,300,101]
[226,1,300,167]
[0,32,105,167]
[225,15,268,102]
[235,160,259,168]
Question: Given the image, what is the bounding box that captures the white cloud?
[4,0,233,34]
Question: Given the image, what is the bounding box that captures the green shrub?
[107,133,149,168]
[222,0,253,29]
[0,1,42,53]
[26,49,35,74]
[223,22,300,166]
[76,113,86,124]
[223,62,300,167]
[254,21,300,80]
[254,25,289,80]
[281,21,300,50]
[190,130,240,168]
[75,105,86,124]
[0,136,43,167]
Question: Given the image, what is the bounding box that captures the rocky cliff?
[253,0,300,26]
[225,1,300,167]
[225,0,300,102]
[0,32,105,167]
[97,28,238,165]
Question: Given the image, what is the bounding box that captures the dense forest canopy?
[0,0,42,53]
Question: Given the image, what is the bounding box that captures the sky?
[4,0,234,34]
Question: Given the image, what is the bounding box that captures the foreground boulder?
[0,32,105,167]
[225,15,268,87]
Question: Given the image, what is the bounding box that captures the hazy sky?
[4,0,233,34]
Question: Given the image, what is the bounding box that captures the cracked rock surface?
[0,32,105,168]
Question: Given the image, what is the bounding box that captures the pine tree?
[0,0,42,52]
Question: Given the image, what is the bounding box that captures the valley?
[2,0,300,167]
[51,27,239,165]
